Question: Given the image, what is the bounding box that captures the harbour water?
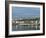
[12,25,40,31]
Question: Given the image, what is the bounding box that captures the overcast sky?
[12,7,40,18]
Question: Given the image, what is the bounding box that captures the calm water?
[12,25,40,31]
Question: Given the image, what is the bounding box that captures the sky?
[12,7,40,18]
